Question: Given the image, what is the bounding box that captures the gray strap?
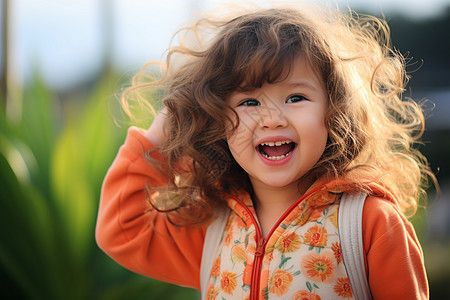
[200,208,230,300]
[339,192,372,300]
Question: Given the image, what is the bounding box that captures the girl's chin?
[249,170,319,193]
[250,176,301,190]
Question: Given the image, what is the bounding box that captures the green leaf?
[51,116,96,264]
[306,281,313,292]
[278,256,292,269]
[20,73,58,196]
[262,285,270,300]
[0,152,68,299]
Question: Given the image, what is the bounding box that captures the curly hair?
[122,4,436,221]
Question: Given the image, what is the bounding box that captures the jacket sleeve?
[95,127,206,290]
[362,196,429,299]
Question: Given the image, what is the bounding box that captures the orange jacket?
[96,127,429,299]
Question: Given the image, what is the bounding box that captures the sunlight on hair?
[120,2,437,219]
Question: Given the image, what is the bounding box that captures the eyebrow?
[285,80,318,91]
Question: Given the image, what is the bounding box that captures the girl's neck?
[250,174,316,237]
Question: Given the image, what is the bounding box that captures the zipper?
[250,237,266,300]
[230,185,324,300]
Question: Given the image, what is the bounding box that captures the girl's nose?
[259,105,288,129]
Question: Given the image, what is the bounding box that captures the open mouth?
[257,141,296,161]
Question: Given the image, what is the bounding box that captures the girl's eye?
[286,95,308,103]
[239,99,260,106]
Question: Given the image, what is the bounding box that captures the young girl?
[96,4,435,299]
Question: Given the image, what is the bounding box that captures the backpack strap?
[339,192,373,300]
[200,207,230,300]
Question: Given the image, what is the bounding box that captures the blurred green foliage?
[0,74,199,299]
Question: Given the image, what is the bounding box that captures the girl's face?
[226,56,328,192]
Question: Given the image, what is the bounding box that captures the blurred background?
[0,0,449,299]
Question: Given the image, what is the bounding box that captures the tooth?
[260,140,294,147]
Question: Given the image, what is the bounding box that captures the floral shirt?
[207,182,354,300]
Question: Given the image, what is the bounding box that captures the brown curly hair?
[122,4,436,222]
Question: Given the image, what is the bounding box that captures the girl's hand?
[144,107,168,147]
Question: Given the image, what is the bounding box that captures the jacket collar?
[226,173,397,210]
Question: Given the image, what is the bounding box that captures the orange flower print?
[292,290,322,300]
[304,224,328,247]
[220,271,238,295]
[207,286,218,300]
[224,217,233,232]
[269,269,293,296]
[235,214,247,228]
[224,227,234,247]
[293,210,311,226]
[263,250,274,264]
[211,257,221,277]
[231,245,247,263]
[332,242,342,264]
[246,231,257,252]
[309,206,327,222]
[305,193,323,206]
[275,232,302,253]
[334,277,353,298]
[300,251,335,283]
[305,191,335,208]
